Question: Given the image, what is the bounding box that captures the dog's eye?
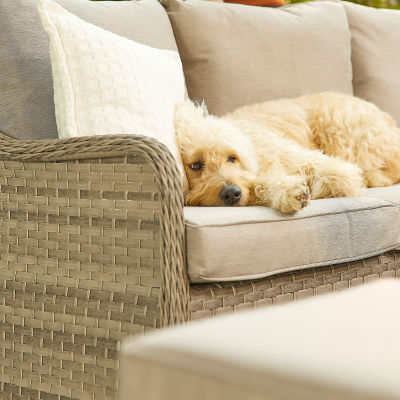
[228,156,236,163]
[190,163,203,171]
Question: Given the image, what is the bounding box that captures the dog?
[174,92,400,213]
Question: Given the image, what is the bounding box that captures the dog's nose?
[220,185,242,205]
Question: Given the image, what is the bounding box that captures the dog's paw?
[279,182,311,213]
[253,175,311,213]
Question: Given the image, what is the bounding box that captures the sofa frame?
[0,133,398,400]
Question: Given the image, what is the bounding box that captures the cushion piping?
[196,243,399,282]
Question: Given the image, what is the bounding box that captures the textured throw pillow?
[37,0,187,189]
[343,2,400,125]
[163,0,353,116]
[0,0,181,140]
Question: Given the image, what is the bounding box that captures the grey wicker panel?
[0,133,189,329]
[0,150,180,400]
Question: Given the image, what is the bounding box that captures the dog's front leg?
[250,169,310,213]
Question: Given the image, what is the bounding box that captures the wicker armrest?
[0,133,189,400]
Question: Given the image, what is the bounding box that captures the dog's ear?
[198,100,209,118]
[174,100,208,141]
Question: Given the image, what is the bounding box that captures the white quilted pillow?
[37,0,188,191]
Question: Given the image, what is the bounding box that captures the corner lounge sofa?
[1,0,400,399]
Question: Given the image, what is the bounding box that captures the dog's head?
[174,101,258,206]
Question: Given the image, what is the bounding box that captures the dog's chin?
[222,202,245,207]
[219,198,247,207]
[186,199,247,207]
[185,193,249,207]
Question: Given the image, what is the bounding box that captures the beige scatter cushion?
[343,2,400,125]
[37,0,188,190]
[163,0,353,116]
[0,0,182,141]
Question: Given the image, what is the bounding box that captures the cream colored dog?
[174,92,400,213]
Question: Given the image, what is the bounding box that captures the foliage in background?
[286,0,400,8]
[90,0,400,8]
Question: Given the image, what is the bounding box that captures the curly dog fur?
[174,92,400,213]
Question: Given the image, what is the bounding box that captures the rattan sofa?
[1,132,400,400]
[1,1,400,400]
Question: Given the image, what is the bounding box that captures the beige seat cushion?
[121,281,400,400]
[184,188,400,282]
[343,2,400,125]
[162,0,353,116]
[0,0,181,140]
[362,184,400,206]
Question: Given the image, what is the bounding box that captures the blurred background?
[90,0,400,10]
[286,0,400,8]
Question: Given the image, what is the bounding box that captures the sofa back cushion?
[0,0,181,140]
[163,0,353,116]
[343,2,400,125]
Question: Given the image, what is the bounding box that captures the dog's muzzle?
[219,185,242,205]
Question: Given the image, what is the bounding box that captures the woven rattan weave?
[189,250,400,320]
[0,133,398,400]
